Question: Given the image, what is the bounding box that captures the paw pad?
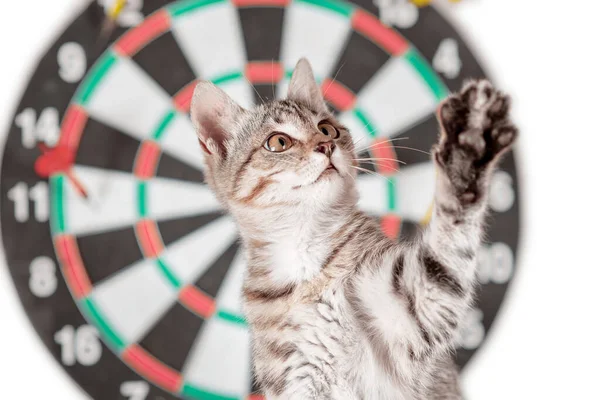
[437,79,517,167]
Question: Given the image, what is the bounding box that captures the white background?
[0,1,598,399]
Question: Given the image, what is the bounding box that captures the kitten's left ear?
[190,81,247,157]
[287,58,328,113]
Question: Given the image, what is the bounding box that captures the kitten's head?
[190,59,358,217]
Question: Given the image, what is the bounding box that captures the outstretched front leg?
[402,79,518,355]
[349,80,517,374]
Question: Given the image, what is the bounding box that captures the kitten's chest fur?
[267,235,329,283]
[246,276,411,400]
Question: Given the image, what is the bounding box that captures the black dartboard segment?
[1,1,520,399]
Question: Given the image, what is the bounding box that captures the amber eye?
[264,133,293,152]
[318,122,339,139]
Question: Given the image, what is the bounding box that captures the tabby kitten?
[190,59,517,399]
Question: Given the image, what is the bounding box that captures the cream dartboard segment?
[1,0,520,399]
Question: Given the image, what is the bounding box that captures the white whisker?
[355,137,411,153]
[379,146,431,156]
[354,157,407,165]
[357,143,431,157]
[353,136,367,147]
[271,58,276,101]
[322,61,346,98]
[355,161,401,173]
[244,76,265,105]
[343,168,356,182]
[350,165,394,184]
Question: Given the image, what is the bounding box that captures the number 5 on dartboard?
[374,0,419,28]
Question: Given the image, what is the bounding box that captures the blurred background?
[0,0,599,399]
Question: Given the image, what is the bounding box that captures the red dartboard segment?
[245,62,284,84]
[54,235,92,298]
[232,0,290,7]
[381,215,402,239]
[178,285,217,319]
[134,141,161,179]
[135,220,164,258]
[114,10,171,57]
[122,345,183,393]
[370,139,399,175]
[321,79,356,111]
[59,105,88,151]
[173,80,198,113]
[352,10,409,56]
[247,395,266,400]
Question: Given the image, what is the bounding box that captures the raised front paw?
[434,80,518,204]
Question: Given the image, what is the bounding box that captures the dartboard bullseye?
[1,0,520,399]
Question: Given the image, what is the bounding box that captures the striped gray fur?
[190,59,517,399]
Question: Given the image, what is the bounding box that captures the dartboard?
[0,0,520,399]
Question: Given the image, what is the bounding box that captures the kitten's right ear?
[190,81,246,157]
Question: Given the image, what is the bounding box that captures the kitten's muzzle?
[315,141,336,158]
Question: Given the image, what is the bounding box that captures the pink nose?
[315,141,335,157]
